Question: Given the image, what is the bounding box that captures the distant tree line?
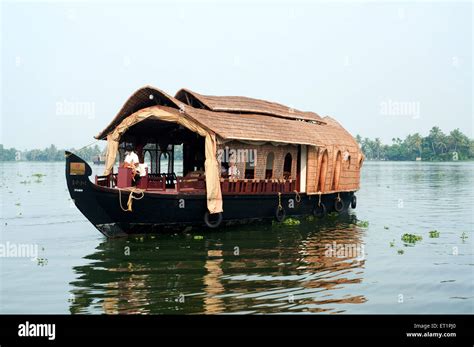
[356,127,474,161]
[1,127,472,162]
[0,144,103,162]
[0,143,184,162]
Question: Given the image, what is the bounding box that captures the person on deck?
[228,160,240,179]
[123,145,140,184]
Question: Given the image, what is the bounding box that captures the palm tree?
[428,126,445,155]
[374,138,382,160]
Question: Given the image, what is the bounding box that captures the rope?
[318,193,322,207]
[118,187,145,212]
[277,192,283,210]
[76,140,100,152]
[336,193,341,202]
[65,140,101,158]
[293,190,301,203]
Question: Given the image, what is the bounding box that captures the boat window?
[220,161,229,178]
[244,154,255,179]
[283,153,292,179]
[174,144,183,176]
[160,152,169,174]
[144,150,153,173]
[265,152,275,179]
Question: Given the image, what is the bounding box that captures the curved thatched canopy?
[97,85,360,154]
[96,86,183,140]
[175,88,325,123]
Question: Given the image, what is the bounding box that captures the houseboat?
[65,86,364,237]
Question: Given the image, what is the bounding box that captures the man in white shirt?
[124,146,139,167]
[123,145,140,184]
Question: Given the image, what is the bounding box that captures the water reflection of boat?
[65,86,364,237]
[69,215,366,314]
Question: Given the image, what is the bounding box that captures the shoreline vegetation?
[1,127,472,162]
[356,127,473,161]
[0,144,184,162]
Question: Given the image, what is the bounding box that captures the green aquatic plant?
[306,215,315,222]
[397,249,404,255]
[37,258,48,266]
[460,232,468,241]
[19,180,30,184]
[272,217,301,226]
[282,218,300,226]
[389,240,395,247]
[356,220,369,228]
[31,173,46,183]
[401,233,422,244]
[384,226,389,230]
[429,230,440,238]
[327,212,339,218]
[194,235,204,240]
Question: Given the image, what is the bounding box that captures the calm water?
[0,161,473,314]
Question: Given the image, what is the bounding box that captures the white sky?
[1,0,472,150]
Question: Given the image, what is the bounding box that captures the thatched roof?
[96,85,357,150]
[175,88,325,123]
[182,107,355,148]
[96,86,182,140]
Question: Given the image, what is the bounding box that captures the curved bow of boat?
[65,151,129,238]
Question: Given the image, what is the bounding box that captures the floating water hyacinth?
[356,220,369,228]
[37,258,48,266]
[401,233,422,244]
[31,173,46,183]
[282,218,300,226]
[429,230,440,238]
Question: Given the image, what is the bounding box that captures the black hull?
[66,152,357,238]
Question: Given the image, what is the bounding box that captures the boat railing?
[220,178,296,194]
[95,172,296,194]
[147,173,166,190]
[176,176,206,191]
[95,174,116,188]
